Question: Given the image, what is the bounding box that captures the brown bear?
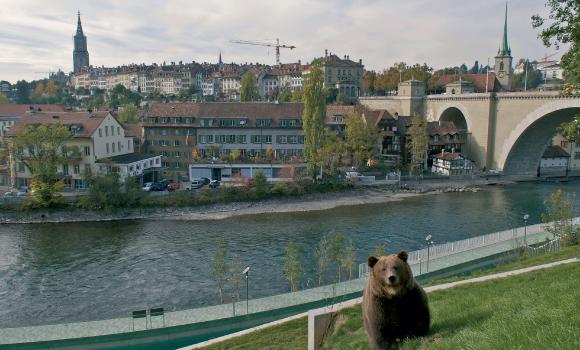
[362,251,430,350]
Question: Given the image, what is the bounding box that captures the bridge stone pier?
[360,90,580,176]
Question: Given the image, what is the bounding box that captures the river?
[0,181,579,328]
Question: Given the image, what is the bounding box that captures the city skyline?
[0,0,565,83]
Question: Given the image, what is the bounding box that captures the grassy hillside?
[323,261,580,349]
[200,246,580,350]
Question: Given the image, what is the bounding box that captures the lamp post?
[425,234,433,273]
[523,214,529,246]
[243,266,250,314]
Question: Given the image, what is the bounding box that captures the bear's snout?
[388,275,397,284]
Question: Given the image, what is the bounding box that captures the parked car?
[209,180,220,189]
[150,182,166,191]
[3,190,27,197]
[189,179,206,190]
[142,182,154,191]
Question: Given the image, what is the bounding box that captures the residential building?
[539,145,569,177]
[308,50,364,98]
[6,111,161,189]
[552,133,580,175]
[427,121,466,160]
[190,163,306,182]
[432,151,474,176]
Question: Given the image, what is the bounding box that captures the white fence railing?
[358,217,580,278]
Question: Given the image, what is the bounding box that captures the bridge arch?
[499,99,580,175]
[437,104,471,132]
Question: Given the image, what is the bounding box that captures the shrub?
[253,171,269,198]
[271,182,288,197]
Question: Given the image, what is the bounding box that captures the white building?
[432,152,474,176]
[539,145,569,177]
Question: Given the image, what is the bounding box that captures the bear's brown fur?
[362,251,430,350]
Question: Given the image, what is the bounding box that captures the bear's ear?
[368,256,379,268]
[397,251,408,262]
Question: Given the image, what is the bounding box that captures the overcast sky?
[0,0,563,83]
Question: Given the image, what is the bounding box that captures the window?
[106,143,110,153]
[199,135,207,144]
[73,164,80,174]
[105,126,109,137]
[217,135,227,143]
[112,142,116,153]
[237,135,247,144]
[85,164,92,175]
[174,140,181,146]
[99,128,102,137]
[227,135,236,143]
[18,162,25,172]
[263,135,272,144]
[117,126,121,135]
[277,135,287,144]
[206,135,214,143]
[288,135,297,144]
[251,135,261,144]
[118,141,121,150]
[575,152,580,160]
[128,140,131,149]
[298,135,305,144]
[256,119,271,127]
[83,146,91,156]
[161,129,168,136]
[62,164,69,176]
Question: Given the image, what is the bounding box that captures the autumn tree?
[45,81,57,97]
[407,114,429,174]
[240,70,259,101]
[291,90,303,102]
[283,242,303,292]
[362,70,377,96]
[32,82,44,101]
[346,109,380,169]
[532,0,579,82]
[302,60,326,178]
[8,124,73,208]
[318,130,346,179]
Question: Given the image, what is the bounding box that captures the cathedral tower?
[73,11,90,73]
[494,3,513,91]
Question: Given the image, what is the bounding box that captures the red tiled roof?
[6,111,110,138]
[427,121,462,135]
[0,104,67,116]
[124,123,143,138]
[433,152,465,160]
[431,73,501,92]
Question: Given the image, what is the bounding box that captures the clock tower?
[494,3,512,91]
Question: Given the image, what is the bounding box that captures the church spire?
[498,2,511,56]
[218,50,223,66]
[76,11,84,36]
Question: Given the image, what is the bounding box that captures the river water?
[0,181,579,328]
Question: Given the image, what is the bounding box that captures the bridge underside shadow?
[503,108,580,176]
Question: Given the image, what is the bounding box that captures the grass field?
[200,245,580,350]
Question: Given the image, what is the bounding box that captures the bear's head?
[367,251,413,298]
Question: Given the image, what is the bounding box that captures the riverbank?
[0,179,506,224]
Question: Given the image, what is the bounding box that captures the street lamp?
[425,234,434,273]
[523,214,530,246]
[243,266,250,314]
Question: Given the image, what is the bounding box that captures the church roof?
[498,3,511,56]
[75,11,84,36]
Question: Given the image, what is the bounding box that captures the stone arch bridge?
[360,92,580,176]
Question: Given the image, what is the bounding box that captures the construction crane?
[230,38,296,66]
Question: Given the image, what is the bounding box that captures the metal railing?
[359,217,580,278]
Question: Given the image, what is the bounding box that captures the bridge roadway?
[0,221,559,349]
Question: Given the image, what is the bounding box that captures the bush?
[271,182,288,197]
[80,174,142,210]
[253,171,269,198]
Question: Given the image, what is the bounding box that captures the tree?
[532,0,579,82]
[118,104,139,124]
[45,81,57,97]
[315,234,330,286]
[229,149,241,162]
[470,60,480,74]
[253,170,269,198]
[0,92,8,104]
[346,109,380,169]
[228,255,244,302]
[302,61,326,178]
[407,114,429,174]
[9,124,72,207]
[212,240,230,303]
[32,82,44,101]
[240,71,259,101]
[278,89,292,102]
[362,70,377,96]
[343,240,357,280]
[373,243,388,257]
[557,117,580,142]
[283,242,303,292]
[329,233,345,282]
[109,84,141,109]
[15,80,30,104]
[318,130,346,179]
[541,189,575,241]
[290,90,303,102]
